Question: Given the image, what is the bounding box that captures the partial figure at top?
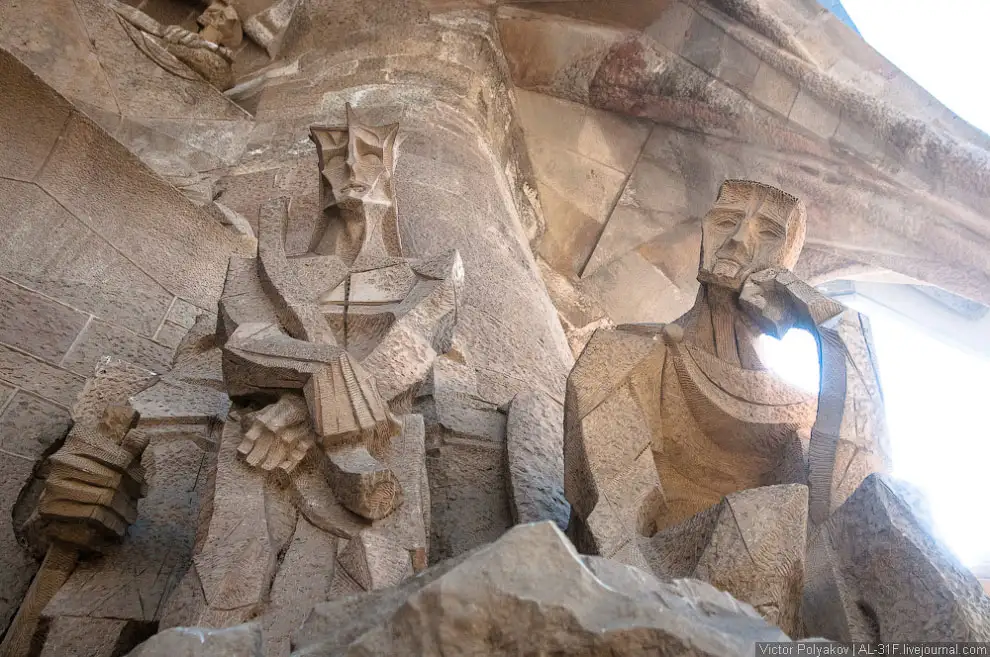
[565,179,891,556]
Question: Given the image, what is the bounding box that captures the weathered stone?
[126,622,263,657]
[61,319,174,377]
[642,484,808,637]
[505,390,569,530]
[293,521,791,655]
[38,616,155,657]
[565,182,887,569]
[0,346,85,409]
[804,473,990,641]
[0,278,89,364]
[0,454,38,638]
[0,392,72,461]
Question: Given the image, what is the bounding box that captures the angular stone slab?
[293,521,790,655]
[505,390,569,530]
[641,483,808,637]
[803,473,990,641]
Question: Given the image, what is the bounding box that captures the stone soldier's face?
[319,127,393,210]
[698,183,797,292]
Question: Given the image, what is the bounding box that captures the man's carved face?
[311,115,399,212]
[697,180,805,292]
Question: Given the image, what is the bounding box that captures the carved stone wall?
[0,52,251,635]
[1,0,989,653]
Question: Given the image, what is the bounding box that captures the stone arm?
[741,269,891,526]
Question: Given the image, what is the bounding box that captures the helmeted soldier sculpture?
[159,105,463,634]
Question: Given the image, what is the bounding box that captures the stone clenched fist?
[33,405,149,553]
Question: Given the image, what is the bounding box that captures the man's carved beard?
[698,258,748,293]
[712,259,743,278]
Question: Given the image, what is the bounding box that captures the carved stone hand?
[739,267,797,339]
[237,393,316,474]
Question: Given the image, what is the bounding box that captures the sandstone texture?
[1,0,988,654]
[292,521,791,656]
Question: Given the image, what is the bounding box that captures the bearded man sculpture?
[563,180,891,635]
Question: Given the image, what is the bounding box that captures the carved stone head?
[697,180,806,292]
[197,0,243,48]
[310,104,401,213]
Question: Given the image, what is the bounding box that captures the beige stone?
[565,181,889,570]
[126,623,262,657]
[505,390,569,530]
[804,473,990,642]
[293,521,791,655]
[642,484,807,637]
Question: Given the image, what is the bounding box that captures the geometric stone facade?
[1,0,989,654]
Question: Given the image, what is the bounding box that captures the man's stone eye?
[715,218,737,229]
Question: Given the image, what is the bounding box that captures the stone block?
[514,89,587,156]
[505,390,569,530]
[0,50,73,181]
[35,112,248,310]
[642,484,808,637]
[717,37,761,90]
[580,250,692,324]
[535,181,610,278]
[166,299,205,329]
[644,2,696,54]
[680,12,724,74]
[62,319,173,377]
[0,178,175,337]
[261,517,338,657]
[515,89,649,175]
[577,106,651,173]
[0,277,89,363]
[126,623,263,657]
[0,346,85,408]
[749,62,799,117]
[293,522,790,655]
[0,453,37,637]
[45,440,210,623]
[582,204,671,279]
[0,391,71,460]
[427,442,512,564]
[789,89,840,140]
[154,321,189,350]
[38,616,156,657]
[528,136,627,224]
[804,473,990,642]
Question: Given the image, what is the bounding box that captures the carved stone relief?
[564,179,892,629]
[158,107,461,647]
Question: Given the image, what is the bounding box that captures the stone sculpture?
[109,0,238,90]
[564,179,890,624]
[160,107,462,651]
[0,359,157,657]
[289,521,791,657]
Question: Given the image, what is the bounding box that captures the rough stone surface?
[1,0,988,653]
[505,390,569,530]
[293,521,791,655]
[804,473,990,641]
[126,622,263,657]
[642,484,808,637]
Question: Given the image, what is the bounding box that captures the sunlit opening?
[758,305,990,568]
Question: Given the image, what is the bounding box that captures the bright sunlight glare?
[758,304,990,568]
